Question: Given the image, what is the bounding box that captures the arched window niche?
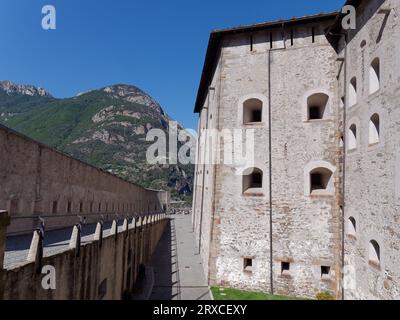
[242,167,263,194]
[243,98,263,124]
[349,77,357,107]
[369,240,381,267]
[304,161,336,196]
[369,113,380,145]
[307,93,329,120]
[369,58,380,95]
[348,124,357,151]
[238,94,268,126]
[347,217,357,237]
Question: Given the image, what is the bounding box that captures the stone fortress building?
[192,0,400,299]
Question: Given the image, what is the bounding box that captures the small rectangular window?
[250,35,254,52]
[321,266,331,279]
[98,202,101,212]
[79,202,83,213]
[281,262,290,275]
[67,201,72,213]
[243,258,253,272]
[52,201,58,214]
[90,202,93,212]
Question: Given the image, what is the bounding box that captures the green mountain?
[0,80,193,201]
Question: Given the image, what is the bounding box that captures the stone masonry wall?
[342,0,400,300]
[194,19,343,298]
[0,210,168,300]
[0,124,168,235]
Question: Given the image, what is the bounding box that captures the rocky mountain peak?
[0,80,51,97]
[102,84,165,116]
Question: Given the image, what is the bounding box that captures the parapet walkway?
[149,214,211,300]
[5,220,128,270]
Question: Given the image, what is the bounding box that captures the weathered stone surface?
[0,125,169,235]
[193,0,400,300]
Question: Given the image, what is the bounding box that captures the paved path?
[149,214,211,300]
[4,220,125,270]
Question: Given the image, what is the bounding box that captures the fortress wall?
[0,125,168,235]
[0,211,168,300]
[194,19,343,298]
[342,0,400,300]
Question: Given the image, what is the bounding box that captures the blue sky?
[0,0,344,129]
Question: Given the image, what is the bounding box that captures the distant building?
[192,0,399,299]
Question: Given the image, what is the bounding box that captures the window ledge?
[243,267,253,273]
[321,275,333,282]
[368,89,381,98]
[242,190,264,197]
[303,118,332,123]
[309,190,334,197]
[243,122,264,126]
[369,260,381,270]
[280,272,292,278]
[368,142,380,147]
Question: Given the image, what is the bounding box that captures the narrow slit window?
[270,33,273,49]
[67,201,72,213]
[312,27,315,43]
[290,29,294,46]
[52,201,58,214]
[250,35,254,52]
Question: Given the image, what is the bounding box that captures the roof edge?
[194,12,340,113]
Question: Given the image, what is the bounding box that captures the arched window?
[309,167,333,194]
[243,168,263,193]
[369,113,380,145]
[347,217,356,236]
[307,93,329,120]
[369,58,380,95]
[243,98,263,124]
[349,77,357,107]
[348,124,357,150]
[369,240,381,265]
